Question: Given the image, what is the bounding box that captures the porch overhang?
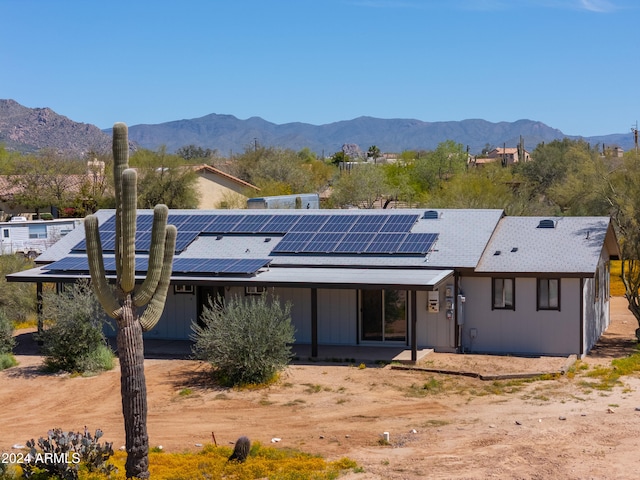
[7,266,454,291]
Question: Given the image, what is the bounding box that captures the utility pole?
[632,121,638,154]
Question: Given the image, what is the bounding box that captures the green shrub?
[39,280,114,374]
[0,309,15,355]
[0,255,36,321]
[0,353,17,370]
[192,293,295,386]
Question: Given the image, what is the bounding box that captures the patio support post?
[411,290,417,362]
[311,288,318,357]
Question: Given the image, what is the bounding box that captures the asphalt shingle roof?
[475,216,615,274]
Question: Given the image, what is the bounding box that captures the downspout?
[454,271,460,351]
[411,290,417,362]
[36,282,43,345]
[579,278,584,357]
[311,288,318,358]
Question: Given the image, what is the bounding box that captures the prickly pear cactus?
[84,122,176,479]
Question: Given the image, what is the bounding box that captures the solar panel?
[231,215,274,233]
[173,258,230,274]
[43,256,150,273]
[271,232,315,253]
[172,258,270,275]
[136,215,155,231]
[258,215,303,233]
[288,215,330,232]
[98,217,116,232]
[364,233,408,254]
[167,214,192,229]
[180,215,216,231]
[300,232,345,253]
[350,215,389,233]
[43,257,89,271]
[379,214,419,233]
[332,232,376,253]
[223,258,271,274]
[174,231,200,253]
[396,233,439,254]
[319,215,357,233]
[203,215,246,233]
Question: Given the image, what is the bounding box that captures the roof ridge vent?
[537,219,556,229]
[423,210,439,220]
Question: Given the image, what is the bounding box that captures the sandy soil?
[2,297,640,479]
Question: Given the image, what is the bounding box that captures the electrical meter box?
[428,291,440,313]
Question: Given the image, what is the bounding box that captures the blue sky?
[2,0,638,137]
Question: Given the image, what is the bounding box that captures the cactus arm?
[133,204,168,307]
[139,225,176,332]
[84,214,122,318]
[120,169,138,293]
[112,123,129,280]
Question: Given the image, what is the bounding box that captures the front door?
[360,289,407,343]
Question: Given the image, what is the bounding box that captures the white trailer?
[0,217,82,259]
[247,193,320,209]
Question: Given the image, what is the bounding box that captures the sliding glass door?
[361,289,407,343]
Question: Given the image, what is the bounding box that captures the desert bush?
[192,293,295,386]
[0,309,17,371]
[0,309,15,355]
[20,427,116,480]
[39,280,114,374]
[0,255,37,321]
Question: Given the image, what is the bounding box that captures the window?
[28,224,47,239]
[245,286,266,295]
[2,229,9,238]
[492,278,515,310]
[594,267,600,302]
[537,278,560,311]
[174,284,194,294]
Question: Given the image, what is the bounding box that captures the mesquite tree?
[85,123,176,479]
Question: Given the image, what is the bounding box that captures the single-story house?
[192,165,259,209]
[8,208,619,360]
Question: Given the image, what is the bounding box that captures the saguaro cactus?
[85,123,176,479]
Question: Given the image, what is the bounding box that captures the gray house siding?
[143,288,198,340]
[416,289,456,352]
[460,276,582,356]
[583,251,611,354]
[318,289,357,345]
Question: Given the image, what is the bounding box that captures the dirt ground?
[2,297,640,479]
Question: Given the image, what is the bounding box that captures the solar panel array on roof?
[43,257,270,276]
[272,232,439,255]
[70,212,427,255]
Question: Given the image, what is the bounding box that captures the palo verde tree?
[85,123,176,479]
[606,151,640,339]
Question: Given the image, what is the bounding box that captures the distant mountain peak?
[0,99,111,156]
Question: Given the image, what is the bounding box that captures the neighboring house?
[192,165,259,209]
[0,216,81,258]
[602,145,624,158]
[0,161,106,218]
[9,209,619,360]
[472,147,531,167]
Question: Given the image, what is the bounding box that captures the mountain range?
[0,99,635,157]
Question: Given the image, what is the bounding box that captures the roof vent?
[264,237,272,242]
[423,210,439,219]
[537,219,555,229]
[511,247,518,253]
[494,250,501,256]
